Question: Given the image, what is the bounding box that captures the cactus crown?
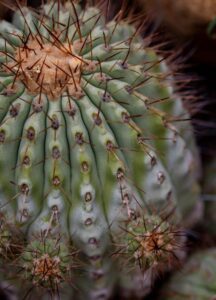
[8,37,88,99]
[0,1,200,299]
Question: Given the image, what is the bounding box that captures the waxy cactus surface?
[0,1,201,299]
[160,249,216,300]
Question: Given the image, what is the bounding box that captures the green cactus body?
[160,249,216,300]
[202,157,216,233]
[0,1,201,299]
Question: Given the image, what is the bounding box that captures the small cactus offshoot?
[0,1,201,299]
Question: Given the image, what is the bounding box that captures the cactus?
[143,0,216,36]
[0,1,201,299]
[202,156,216,234]
[159,248,216,300]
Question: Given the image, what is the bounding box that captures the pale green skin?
[160,249,216,300]
[203,157,216,234]
[0,1,201,299]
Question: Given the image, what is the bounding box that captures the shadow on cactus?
[0,0,202,299]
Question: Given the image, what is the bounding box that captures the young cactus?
[159,249,216,300]
[0,1,201,299]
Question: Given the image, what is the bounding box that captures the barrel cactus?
[0,1,201,299]
[160,248,216,300]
